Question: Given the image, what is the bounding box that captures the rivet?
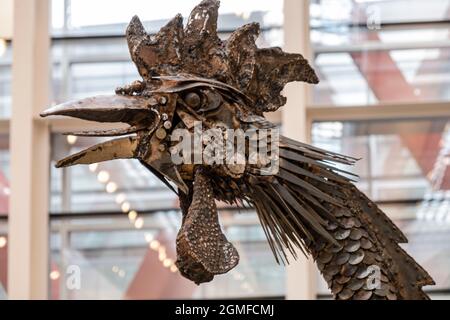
[162,113,169,121]
[164,121,172,129]
[155,128,167,140]
[148,97,158,106]
[159,96,167,105]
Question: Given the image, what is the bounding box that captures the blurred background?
[0,0,449,300]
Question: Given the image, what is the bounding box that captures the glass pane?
[51,38,136,105]
[313,48,450,106]
[50,210,284,299]
[49,0,286,297]
[0,133,9,299]
[52,0,283,36]
[50,23,282,105]
[50,135,176,214]
[312,118,450,297]
[311,0,450,27]
[0,218,6,299]
[312,118,449,201]
[310,0,450,106]
[0,40,12,118]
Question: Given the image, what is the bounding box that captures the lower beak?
[55,136,138,168]
[41,94,160,168]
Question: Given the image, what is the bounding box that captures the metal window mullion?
[283,0,318,301]
[9,0,51,299]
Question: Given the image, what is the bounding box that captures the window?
[309,0,450,299]
[312,119,450,297]
[0,41,11,118]
[0,133,7,298]
[0,37,10,299]
[50,211,284,299]
[310,0,450,106]
[48,0,285,299]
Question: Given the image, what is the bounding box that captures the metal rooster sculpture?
[41,0,434,299]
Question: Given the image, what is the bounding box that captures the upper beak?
[41,95,158,125]
[41,94,160,168]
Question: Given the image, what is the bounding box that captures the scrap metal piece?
[41,95,157,125]
[56,136,138,168]
[63,125,146,137]
[354,290,373,300]
[176,168,239,284]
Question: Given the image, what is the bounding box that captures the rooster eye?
[184,92,201,108]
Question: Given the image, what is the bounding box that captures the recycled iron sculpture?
[41,0,434,299]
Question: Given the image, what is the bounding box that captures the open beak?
[41,94,160,168]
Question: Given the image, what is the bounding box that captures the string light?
[106,181,118,193]
[66,135,78,145]
[144,233,154,243]
[150,240,160,250]
[0,39,6,57]
[121,201,131,213]
[2,187,10,195]
[170,265,178,273]
[148,241,177,273]
[97,170,110,183]
[134,217,144,229]
[88,164,179,275]
[128,210,138,222]
[115,193,126,204]
[49,270,60,280]
[0,236,6,248]
[163,258,173,268]
[158,249,167,262]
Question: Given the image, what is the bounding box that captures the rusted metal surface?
[41,0,434,299]
[176,167,239,284]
